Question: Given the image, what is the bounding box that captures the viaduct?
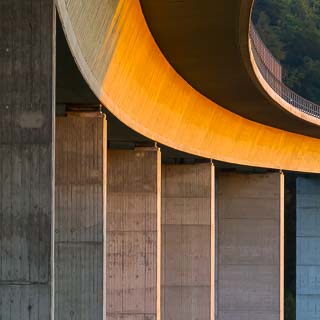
[1,0,320,319]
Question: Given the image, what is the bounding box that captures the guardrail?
[250,22,320,119]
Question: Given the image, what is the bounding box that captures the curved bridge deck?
[56,0,320,172]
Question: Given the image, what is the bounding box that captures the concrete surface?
[297,177,320,320]
[106,148,161,319]
[161,164,214,320]
[56,0,320,172]
[0,1,55,318]
[140,0,320,133]
[217,172,284,320]
[55,113,107,319]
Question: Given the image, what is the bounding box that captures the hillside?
[253,0,320,104]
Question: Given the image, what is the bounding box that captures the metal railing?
[250,22,320,119]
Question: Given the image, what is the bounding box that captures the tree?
[253,0,320,104]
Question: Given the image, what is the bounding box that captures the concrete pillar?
[217,172,284,320]
[55,113,107,319]
[296,176,320,320]
[161,163,215,320]
[106,148,161,319]
[0,1,55,319]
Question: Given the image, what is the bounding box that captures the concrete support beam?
[161,164,215,320]
[106,148,161,319]
[55,113,107,319]
[0,1,55,318]
[217,172,284,320]
[296,176,320,320]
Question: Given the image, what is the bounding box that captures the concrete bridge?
[0,0,319,319]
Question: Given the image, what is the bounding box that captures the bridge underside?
[1,1,320,320]
[55,0,320,173]
[140,0,320,133]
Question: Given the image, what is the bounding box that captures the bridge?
[0,0,319,319]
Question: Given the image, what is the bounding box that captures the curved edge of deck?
[56,0,320,173]
[239,1,320,128]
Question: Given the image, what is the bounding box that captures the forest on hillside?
[253,0,320,104]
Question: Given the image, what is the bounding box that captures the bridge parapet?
[250,23,320,119]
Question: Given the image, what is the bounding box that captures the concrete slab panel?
[297,177,320,195]
[0,285,50,320]
[162,164,211,198]
[219,219,279,265]
[297,295,320,320]
[219,311,279,320]
[218,173,280,198]
[106,314,155,320]
[297,208,320,237]
[297,237,320,266]
[107,193,157,231]
[219,197,278,220]
[55,244,104,320]
[297,266,320,295]
[218,265,279,311]
[162,225,211,286]
[163,286,210,320]
[297,194,320,208]
[162,197,211,225]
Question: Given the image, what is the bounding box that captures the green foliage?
[285,291,296,320]
[253,0,320,104]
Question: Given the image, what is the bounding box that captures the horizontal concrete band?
[56,0,320,172]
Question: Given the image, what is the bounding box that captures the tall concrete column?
[161,163,215,320]
[297,176,320,320]
[55,113,107,319]
[106,148,161,320]
[0,1,55,319]
[217,172,284,320]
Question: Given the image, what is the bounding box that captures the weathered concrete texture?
[297,177,320,320]
[106,149,161,320]
[0,0,55,319]
[161,164,214,320]
[55,114,107,319]
[217,172,284,320]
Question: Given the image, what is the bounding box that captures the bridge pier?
[106,148,161,320]
[0,0,55,318]
[161,163,215,320]
[216,172,284,320]
[55,113,107,319]
[296,176,320,320]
